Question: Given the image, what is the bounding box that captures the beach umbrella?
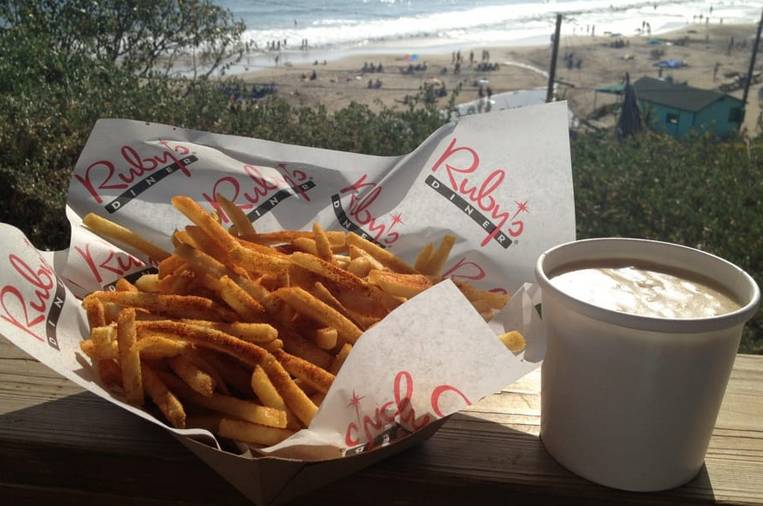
[617,74,641,141]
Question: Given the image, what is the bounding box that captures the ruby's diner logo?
[331,175,404,248]
[426,138,528,249]
[343,370,470,452]
[0,248,65,351]
[73,140,197,213]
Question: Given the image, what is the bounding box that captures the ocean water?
[218,0,763,51]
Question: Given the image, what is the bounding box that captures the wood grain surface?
[1,336,761,505]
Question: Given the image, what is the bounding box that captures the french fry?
[292,237,318,255]
[171,196,238,252]
[174,243,227,279]
[346,232,416,274]
[414,242,435,272]
[135,334,190,359]
[260,354,318,426]
[251,365,302,430]
[200,351,254,397]
[216,194,255,236]
[348,244,385,270]
[456,281,511,310]
[218,275,266,322]
[313,327,338,350]
[274,287,362,344]
[158,254,186,279]
[117,308,143,406]
[161,372,286,428]
[83,297,107,328]
[346,256,372,277]
[229,245,290,275]
[169,353,216,396]
[79,338,116,360]
[368,270,432,298]
[179,320,277,344]
[142,363,186,429]
[115,278,139,293]
[218,418,294,446]
[91,325,117,358]
[420,234,456,276]
[273,350,335,394]
[329,343,353,375]
[281,333,333,370]
[498,330,526,354]
[83,213,170,262]
[134,273,161,292]
[157,269,194,295]
[185,226,232,264]
[98,360,123,387]
[309,392,327,406]
[312,223,333,263]
[240,230,345,248]
[89,291,236,322]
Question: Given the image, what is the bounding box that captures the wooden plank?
[0,336,761,505]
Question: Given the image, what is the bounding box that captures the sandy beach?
[234,23,763,134]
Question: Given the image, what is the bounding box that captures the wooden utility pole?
[742,8,763,106]
[546,14,563,103]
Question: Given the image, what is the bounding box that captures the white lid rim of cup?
[535,237,761,334]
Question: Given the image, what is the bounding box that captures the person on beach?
[310,70,317,80]
[713,63,720,81]
[470,51,474,64]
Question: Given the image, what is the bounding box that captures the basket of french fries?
[0,102,574,505]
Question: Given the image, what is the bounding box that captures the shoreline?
[226,22,763,135]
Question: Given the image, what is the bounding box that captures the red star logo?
[347,390,365,409]
[515,200,529,214]
[390,213,404,226]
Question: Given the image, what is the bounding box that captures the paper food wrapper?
[0,101,574,504]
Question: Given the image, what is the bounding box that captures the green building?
[633,77,745,138]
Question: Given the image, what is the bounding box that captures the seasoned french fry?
[274,287,362,344]
[169,353,216,396]
[218,417,295,446]
[309,392,327,406]
[171,196,238,252]
[292,237,318,255]
[115,278,139,293]
[158,254,186,279]
[251,365,302,430]
[346,232,416,274]
[348,244,385,270]
[117,308,143,406]
[420,234,456,276]
[260,354,318,426]
[98,359,123,388]
[367,270,432,298]
[174,243,227,279]
[142,363,186,429]
[274,350,335,394]
[218,275,266,322]
[135,334,189,359]
[200,351,254,397]
[161,372,286,428]
[91,325,117,358]
[313,327,338,350]
[240,230,345,247]
[83,213,170,262]
[185,226,232,264]
[329,343,353,375]
[312,223,333,263]
[229,245,290,275]
[179,320,277,343]
[346,256,372,277]
[216,194,255,236]
[281,333,333,370]
[414,242,435,272]
[456,281,510,310]
[498,330,526,354]
[134,273,161,292]
[80,338,117,360]
[89,291,236,322]
[83,297,106,328]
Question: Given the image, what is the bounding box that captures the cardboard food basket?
[0,101,574,504]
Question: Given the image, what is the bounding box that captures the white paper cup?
[535,238,760,492]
